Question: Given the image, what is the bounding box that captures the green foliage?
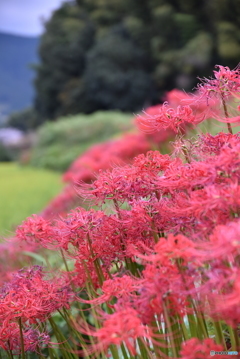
[34,0,240,121]
[0,163,63,237]
[0,143,11,162]
[7,107,41,131]
[217,22,240,63]
[30,110,133,171]
[35,2,95,119]
[79,30,153,112]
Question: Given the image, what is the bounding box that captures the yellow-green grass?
[0,162,63,239]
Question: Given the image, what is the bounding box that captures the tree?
[7,108,40,131]
[34,0,240,121]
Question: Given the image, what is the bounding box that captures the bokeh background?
[0,0,239,237]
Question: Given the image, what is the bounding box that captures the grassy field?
[0,162,63,238]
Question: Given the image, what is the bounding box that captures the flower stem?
[163,301,179,358]
[18,318,26,359]
[221,93,233,134]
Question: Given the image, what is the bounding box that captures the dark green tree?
[35,2,95,119]
[7,108,40,131]
[34,0,240,121]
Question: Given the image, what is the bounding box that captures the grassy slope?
[0,163,63,238]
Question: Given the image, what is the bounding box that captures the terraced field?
[0,163,63,238]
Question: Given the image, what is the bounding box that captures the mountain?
[0,32,39,123]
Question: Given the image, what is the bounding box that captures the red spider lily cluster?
[0,266,73,355]
[40,114,175,219]
[1,64,240,358]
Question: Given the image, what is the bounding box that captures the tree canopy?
[34,0,240,121]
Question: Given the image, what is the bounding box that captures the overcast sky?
[0,0,68,37]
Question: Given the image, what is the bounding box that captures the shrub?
[0,142,11,162]
[7,108,41,131]
[30,110,133,171]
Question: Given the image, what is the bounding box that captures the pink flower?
[16,215,58,248]
[0,266,73,324]
[137,102,198,134]
[180,338,230,359]
[91,308,152,356]
[199,64,240,100]
[78,151,174,204]
[190,64,240,125]
[0,321,50,353]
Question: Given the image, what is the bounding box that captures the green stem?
[60,248,70,272]
[190,300,208,339]
[6,349,13,359]
[221,93,233,134]
[120,344,129,359]
[61,308,91,359]
[87,234,105,286]
[151,221,159,244]
[186,313,198,338]
[18,318,26,359]
[178,316,189,341]
[228,325,237,351]
[48,347,57,359]
[36,346,46,359]
[233,327,240,350]
[48,317,78,359]
[163,302,179,358]
[212,321,227,350]
[109,345,120,359]
[151,316,168,357]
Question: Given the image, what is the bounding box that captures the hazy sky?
[0,0,68,37]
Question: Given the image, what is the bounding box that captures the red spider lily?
[180,338,230,359]
[16,215,58,249]
[0,321,20,351]
[70,208,155,287]
[63,133,151,184]
[73,259,109,289]
[0,266,73,324]
[78,165,158,204]
[137,102,199,134]
[154,234,201,264]
[3,64,240,358]
[167,88,220,124]
[41,107,176,220]
[186,65,240,127]
[0,239,37,285]
[210,270,240,327]
[197,64,240,101]
[55,208,105,251]
[0,321,50,353]
[165,89,193,107]
[204,220,240,260]
[133,260,195,323]
[20,328,50,353]
[133,150,172,173]
[78,151,178,204]
[88,307,153,356]
[197,132,240,156]
[78,275,141,306]
[40,184,78,220]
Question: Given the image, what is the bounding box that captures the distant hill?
[0,32,39,123]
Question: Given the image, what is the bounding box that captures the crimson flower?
[90,307,152,356]
[180,338,230,359]
[197,64,240,101]
[0,266,73,324]
[0,321,50,353]
[137,102,198,134]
